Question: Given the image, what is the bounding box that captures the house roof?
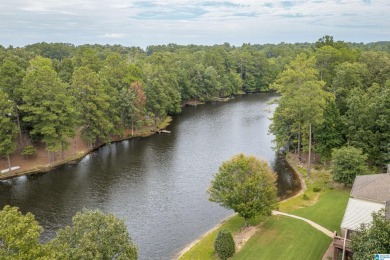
[341,198,385,231]
[351,174,390,202]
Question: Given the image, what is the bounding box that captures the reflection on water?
[0,93,298,260]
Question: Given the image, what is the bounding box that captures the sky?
[0,0,389,48]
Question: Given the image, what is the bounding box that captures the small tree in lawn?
[208,154,278,227]
[331,146,368,185]
[214,229,235,260]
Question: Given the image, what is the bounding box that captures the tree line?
[270,36,390,173]
[0,37,389,171]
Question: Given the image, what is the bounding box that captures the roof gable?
[351,174,390,202]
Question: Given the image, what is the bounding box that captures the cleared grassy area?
[179,215,265,260]
[280,155,351,233]
[232,216,332,260]
[179,154,350,260]
[290,189,350,233]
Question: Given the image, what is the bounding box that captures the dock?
[157,129,171,134]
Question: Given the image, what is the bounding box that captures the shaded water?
[0,93,298,260]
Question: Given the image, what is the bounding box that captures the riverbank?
[0,117,173,181]
[175,155,306,259]
[177,154,350,259]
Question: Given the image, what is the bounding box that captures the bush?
[214,229,235,260]
[302,193,310,200]
[331,146,368,185]
[312,187,322,192]
[21,145,36,158]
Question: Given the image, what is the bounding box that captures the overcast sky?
[1,0,389,48]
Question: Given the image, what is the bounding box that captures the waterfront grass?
[179,155,350,260]
[179,215,243,260]
[179,214,264,260]
[232,216,332,260]
[289,189,350,233]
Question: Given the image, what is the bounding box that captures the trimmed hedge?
[214,229,235,259]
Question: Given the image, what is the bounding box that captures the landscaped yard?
[232,216,332,260]
[178,156,351,260]
[289,189,350,233]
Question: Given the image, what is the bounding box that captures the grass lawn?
[179,214,265,260]
[232,216,332,260]
[179,154,351,260]
[289,189,350,233]
[179,215,243,260]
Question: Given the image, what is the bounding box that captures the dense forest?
[0,36,389,171]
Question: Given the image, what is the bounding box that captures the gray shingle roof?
[351,174,390,202]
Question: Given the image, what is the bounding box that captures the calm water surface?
[0,93,297,260]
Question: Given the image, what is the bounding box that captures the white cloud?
[0,0,389,47]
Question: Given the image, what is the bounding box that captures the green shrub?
[302,193,310,200]
[312,187,322,192]
[21,145,36,158]
[214,229,235,260]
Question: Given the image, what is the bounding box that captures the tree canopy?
[331,146,368,185]
[0,206,138,260]
[49,209,137,260]
[208,154,278,226]
[350,209,390,260]
[0,38,389,169]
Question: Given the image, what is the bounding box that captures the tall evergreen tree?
[21,56,77,163]
[0,91,18,171]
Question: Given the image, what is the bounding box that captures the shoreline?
[0,91,272,181]
[174,155,307,259]
[0,117,172,181]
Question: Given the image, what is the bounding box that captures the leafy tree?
[73,46,102,72]
[71,66,114,148]
[54,57,74,83]
[315,45,341,86]
[270,54,332,176]
[0,91,18,171]
[21,56,77,162]
[331,62,368,114]
[208,154,277,226]
[214,229,235,260]
[0,206,50,260]
[350,209,390,260]
[343,83,390,167]
[0,58,26,146]
[49,209,137,260]
[359,51,390,87]
[331,146,368,185]
[314,101,344,162]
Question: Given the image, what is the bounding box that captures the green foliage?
[49,209,137,260]
[71,66,114,147]
[312,187,321,192]
[331,146,368,184]
[343,83,390,167]
[208,154,278,226]
[314,101,344,161]
[20,56,77,158]
[0,206,50,260]
[350,209,390,260]
[0,206,138,260]
[21,145,37,157]
[214,229,235,260]
[0,91,18,169]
